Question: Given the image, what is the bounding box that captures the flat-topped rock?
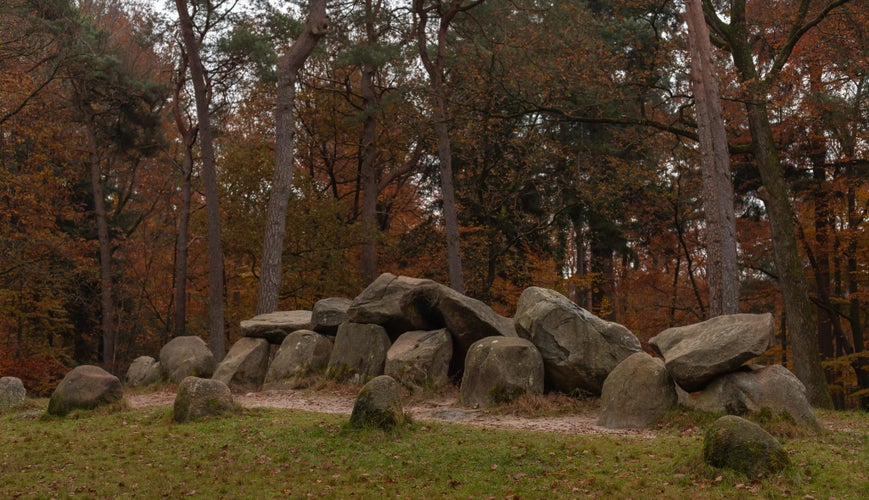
[649,313,774,392]
[241,310,313,343]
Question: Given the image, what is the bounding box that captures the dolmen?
[115,272,820,435]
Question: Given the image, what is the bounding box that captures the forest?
[0,0,866,409]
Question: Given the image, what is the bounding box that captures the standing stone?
[460,337,544,408]
[212,337,271,392]
[173,377,236,423]
[686,364,821,430]
[263,330,334,390]
[0,376,26,410]
[326,322,391,384]
[598,352,677,429]
[347,273,435,337]
[47,365,123,416]
[125,356,161,387]
[240,310,313,344]
[311,297,352,335]
[385,329,453,392]
[649,313,774,392]
[400,282,516,375]
[703,415,790,478]
[514,287,642,395]
[349,375,406,430]
[159,336,216,383]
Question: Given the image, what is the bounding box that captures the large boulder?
[598,352,677,429]
[703,415,790,479]
[159,336,216,383]
[460,337,544,408]
[311,297,352,335]
[47,365,123,416]
[173,377,236,423]
[0,376,26,410]
[240,310,313,344]
[514,287,642,395]
[212,337,271,392]
[347,273,435,337]
[686,364,821,430]
[125,356,161,387]
[400,282,517,374]
[349,375,406,430]
[326,322,392,384]
[263,330,334,390]
[385,329,453,392]
[649,313,773,392]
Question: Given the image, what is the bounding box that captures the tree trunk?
[748,102,832,408]
[413,0,478,294]
[174,0,225,360]
[257,0,328,314]
[359,64,379,284]
[171,62,193,339]
[82,103,116,370]
[685,0,739,317]
[711,0,834,408]
[172,139,193,338]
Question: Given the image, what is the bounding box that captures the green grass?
[1,399,866,499]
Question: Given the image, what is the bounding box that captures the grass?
[1,395,866,499]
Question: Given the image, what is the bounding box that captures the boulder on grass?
[649,313,774,392]
[385,329,452,392]
[460,337,544,408]
[703,415,790,479]
[0,376,26,410]
[173,377,236,423]
[686,364,821,430]
[598,352,677,429]
[159,336,216,383]
[125,356,161,387]
[47,365,123,416]
[514,287,642,395]
[212,337,271,392]
[349,375,406,430]
[311,297,352,335]
[326,322,391,384]
[400,282,517,374]
[347,273,435,337]
[240,310,313,344]
[263,330,334,390]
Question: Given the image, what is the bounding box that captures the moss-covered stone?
[703,415,791,479]
[349,375,405,430]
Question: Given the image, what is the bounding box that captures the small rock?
[349,375,406,430]
[703,415,790,478]
[173,377,236,423]
[0,376,26,410]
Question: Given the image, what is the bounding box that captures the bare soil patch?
[127,388,655,437]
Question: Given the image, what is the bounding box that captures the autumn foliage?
[0,0,867,408]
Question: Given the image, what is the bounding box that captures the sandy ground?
[127,388,656,437]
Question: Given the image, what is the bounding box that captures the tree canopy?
[0,0,866,408]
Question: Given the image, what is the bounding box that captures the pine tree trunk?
[174,0,225,360]
[685,0,739,317]
[83,104,116,370]
[256,0,328,314]
[359,63,379,285]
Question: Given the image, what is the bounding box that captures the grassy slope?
[1,400,866,499]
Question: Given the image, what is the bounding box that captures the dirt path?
[127,389,656,437]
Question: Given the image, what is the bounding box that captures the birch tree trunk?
[685,0,739,317]
[256,0,329,314]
